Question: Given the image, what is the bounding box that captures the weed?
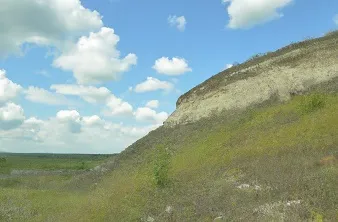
[311,211,324,222]
[153,146,171,187]
[298,94,326,114]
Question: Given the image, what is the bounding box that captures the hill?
[0,31,337,221]
[165,31,338,126]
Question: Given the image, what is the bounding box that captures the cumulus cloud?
[153,57,192,76]
[25,86,71,105]
[51,84,133,117]
[0,112,161,153]
[0,0,103,57]
[0,70,73,106]
[19,117,46,142]
[222,0,293,29]
[224,64,233,70]
[334,14,338,25]
[134,77,174,93]
[25,117,44,126]
[0,103,25,130]
[168,15,187,31]
[53,27,137,84]
[56,110,82,133]
[51,84,111,103]
[82,115,104,127]
[146,100,159,109]
[106,96,133,116]
[134,107,168,124]
[0,70,22,104]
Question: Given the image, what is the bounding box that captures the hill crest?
[164,31,338,127]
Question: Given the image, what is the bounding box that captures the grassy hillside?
[1,32,337,221]
[1,89,337,221]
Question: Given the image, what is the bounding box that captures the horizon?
[0,0,337,154]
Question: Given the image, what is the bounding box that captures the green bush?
[153,146,171,187]
[0,158,7,167]
[78,161,86,170]
[311,211,323,222]
[299,94,325,114]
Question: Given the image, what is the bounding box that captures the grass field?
[0,153,113,174]
[0,91,337,221]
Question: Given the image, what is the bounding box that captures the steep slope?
[1,32,338,222]
[165,31,338,126]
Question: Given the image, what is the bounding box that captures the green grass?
[0,154,112,174]
[0,93,337,221]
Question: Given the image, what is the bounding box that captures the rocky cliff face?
[164,32,338,127]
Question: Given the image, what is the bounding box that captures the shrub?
[78,161,86,170]
[248,53,266,62]
[298,94,325,114]
[311,211,323,222]
[0,158,6,166]
[153,146,171,187]
[324,30,338,37]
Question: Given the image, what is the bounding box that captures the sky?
[0,0,337,154]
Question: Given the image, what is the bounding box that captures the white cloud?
[117,124,160,138]
[146,100,159,109]
[134,107,168,124]
[0,70,22,104]
[53,27,137,84]
[0,103,25,130]
[134,77,174,93]
[51,84,111,103]
[224,64,233,70]
[222,0,293,29]
[56,110,82,133]
[51,84,133,117]
[0,112,161,153]
[168,15,187,31]
[25,117,44,126]
[25,86,71,105]
[0,0,103,57]
[334,14,338,25]
[153,57,192,76]
[56,110,81,122]
[82,115,104,127]
[106,95,133,116]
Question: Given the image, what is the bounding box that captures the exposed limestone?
[164,33,338,127]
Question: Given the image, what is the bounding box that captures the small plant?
[248,53,265,61]
[324,29,338,37]
[78,161,86,170]
[298,94,325,114]
[311,211,323,222]
[0,157,7,167]
[153,146,171,187]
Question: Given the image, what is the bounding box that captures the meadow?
[0,153,113,175]
[0,91,337,221]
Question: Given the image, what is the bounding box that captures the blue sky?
[0,0,337,153]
